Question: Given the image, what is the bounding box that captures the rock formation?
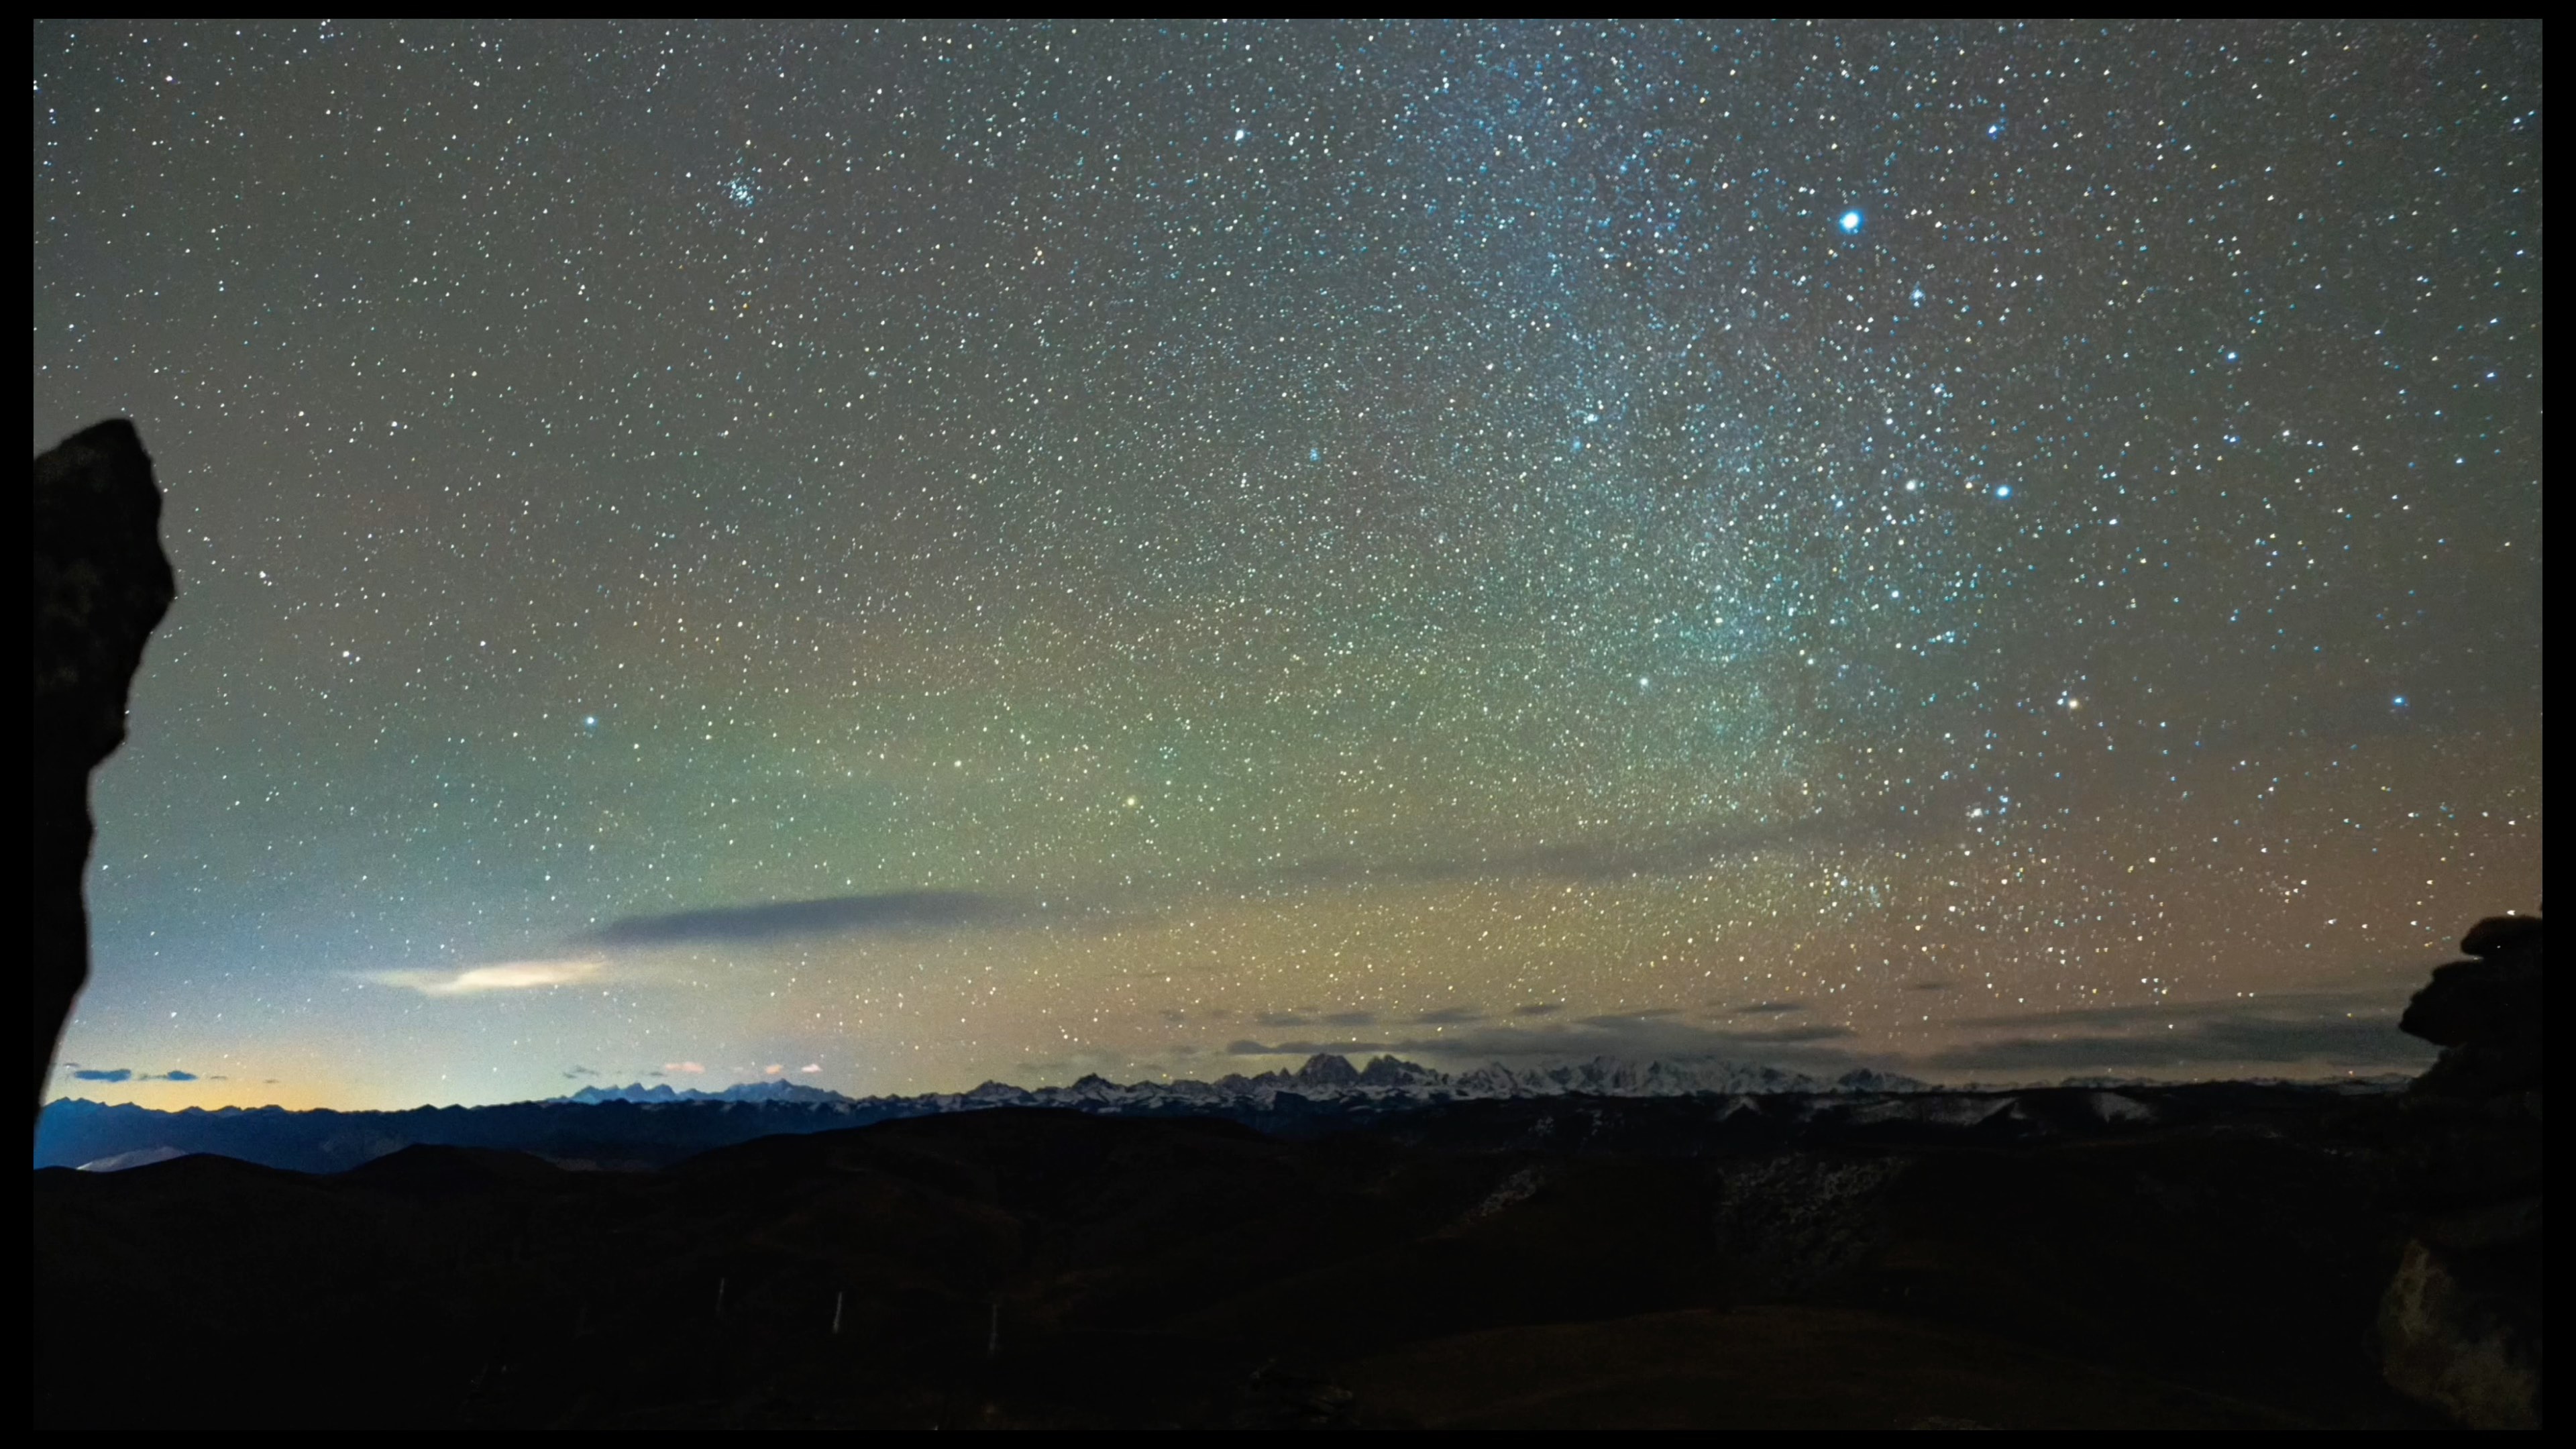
[2377,914,2543,1428]
[32,420,174,1130]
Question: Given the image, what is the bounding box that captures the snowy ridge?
[561,1053,1933,1112]
[563,1079,851,1106]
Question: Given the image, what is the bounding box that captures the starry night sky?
[35,21,2542,1108]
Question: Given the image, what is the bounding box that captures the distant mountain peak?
[563,1080,854,1106]
[1294,1053,1362,1086]
[1356,1055,1441,1087]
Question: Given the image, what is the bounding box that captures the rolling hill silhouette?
[38,1082,2447,1428]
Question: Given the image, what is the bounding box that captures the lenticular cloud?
[368,958,604,997]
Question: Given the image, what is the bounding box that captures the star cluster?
[34,22,2540,1106]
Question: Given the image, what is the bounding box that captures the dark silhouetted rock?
[32,420,174,1129]
[2400,932,2541,1053]
[2459,914,2544,959]
[2377,914,2543,1428]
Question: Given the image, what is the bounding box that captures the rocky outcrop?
[32,421,174,1129]
[2377,914,2543,1428]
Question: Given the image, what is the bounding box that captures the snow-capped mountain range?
[560,1053,1932,1112]
[42,1057,2408,1176]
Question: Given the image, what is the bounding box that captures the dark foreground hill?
[35,1089,2446,1428]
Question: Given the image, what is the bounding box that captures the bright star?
[1838,209,1864,234]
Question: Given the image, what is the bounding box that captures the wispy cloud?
[565,813,1903,957]
[368,957,604,996]
[1224,1012,1861,1064]
[64,1066,199,1083]
[1923,991,2435,1073]
[1948,991,2401,1033]
[588,890,1013,947]
[1230,1038,1391,1056]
